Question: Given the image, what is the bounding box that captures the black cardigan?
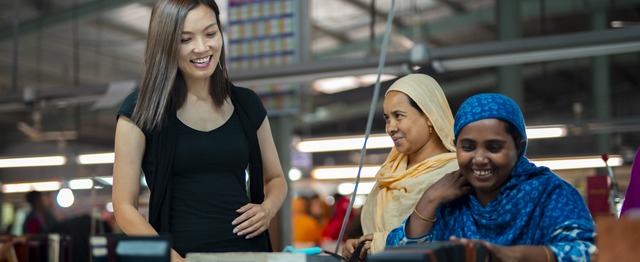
[137,86,269,249]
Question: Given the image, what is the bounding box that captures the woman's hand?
[449,236,531,262]
[341,234,374,261]
[422,170,472,205]
[232,203,273,239]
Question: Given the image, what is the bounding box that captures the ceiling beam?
[343,0,406,28]
[0,0,155,41]
[316,0,640,58]
[312,23,350,43]
[436,0,467,13]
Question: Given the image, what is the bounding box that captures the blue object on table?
[282,245,323,255]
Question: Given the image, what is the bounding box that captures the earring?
[218,60,223,70]
[429,126,433,134]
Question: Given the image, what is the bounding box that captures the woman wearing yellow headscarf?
[342,74,457,260]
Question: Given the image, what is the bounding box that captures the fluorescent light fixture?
[312,76,360,94]
[526,125,567,139]
[357,74,397,86]
[69,179,94,190]
[297,134,392,153]
[2,178,102,193]
[297,125,565,153]
[311,155,623,181]
[531,155,623,170]
[0,155,66,168]
[311,165,380,180]
[337,181,376,195]
[312,74,398,94]
[77,153,115,165]
[2,181,61,193]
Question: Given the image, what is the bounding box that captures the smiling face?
[455,118,519,205]
[178,4,223,82]
[383,91,434,160]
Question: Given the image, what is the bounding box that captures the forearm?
[114,203,159,236]
[406,196,440,238]
[262,175,287,219]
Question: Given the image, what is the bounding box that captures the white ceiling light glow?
[77,153,115,165]
[297,125,566,153]
[311,166,380,180]
[312,74,397,94]
[296,134,392,153]
[0,156,66,168]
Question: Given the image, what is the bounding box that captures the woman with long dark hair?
[112,1,287,261]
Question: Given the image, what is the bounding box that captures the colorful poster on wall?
[227,0,299,116]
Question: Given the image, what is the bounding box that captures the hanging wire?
[333,0,397,255]
[11,0,20,93]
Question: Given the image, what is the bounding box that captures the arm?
[232,117,288,238]
[112,116,185,262]
[406,170,471,238]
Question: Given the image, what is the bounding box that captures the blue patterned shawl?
[387,94,596,261]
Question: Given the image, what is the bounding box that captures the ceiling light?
[57,187,75,208]
[526,125,567,139]
[531,155,623,170]
[311,155,624,181]
[288,168,303,181]
[296,134,392,153]
[77,153,115,165]
[0,155,66,168]
[337,181,376,195]
[1,181,61,193]
[297,125,565,153]
[312,74,398,94]
[312,76,360,94]
[69,179,94,190]
[311,166,380,180]
[357,74,397,86]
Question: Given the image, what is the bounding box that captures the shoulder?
[231,85,267,126]
[232,85,262,103]
[117,89,140,119]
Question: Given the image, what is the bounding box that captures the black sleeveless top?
[118,87,268,256]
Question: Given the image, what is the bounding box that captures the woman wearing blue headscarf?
[386,93,595,261]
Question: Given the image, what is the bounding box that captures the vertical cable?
[369,0,376,55]
[11,0,20,93]
[334,0,396,255]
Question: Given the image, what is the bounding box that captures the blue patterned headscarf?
[454,93,537,179]
[385,93,596,261]
[454,93,527,157]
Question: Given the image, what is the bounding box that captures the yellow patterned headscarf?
[361,74,458,253]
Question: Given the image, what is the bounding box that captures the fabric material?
[386,93,596,262]
[169,97,267,255]
[362,74,458,253]
[621,147,640,216]
[117,85,269,254]
[386,74,456,152]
